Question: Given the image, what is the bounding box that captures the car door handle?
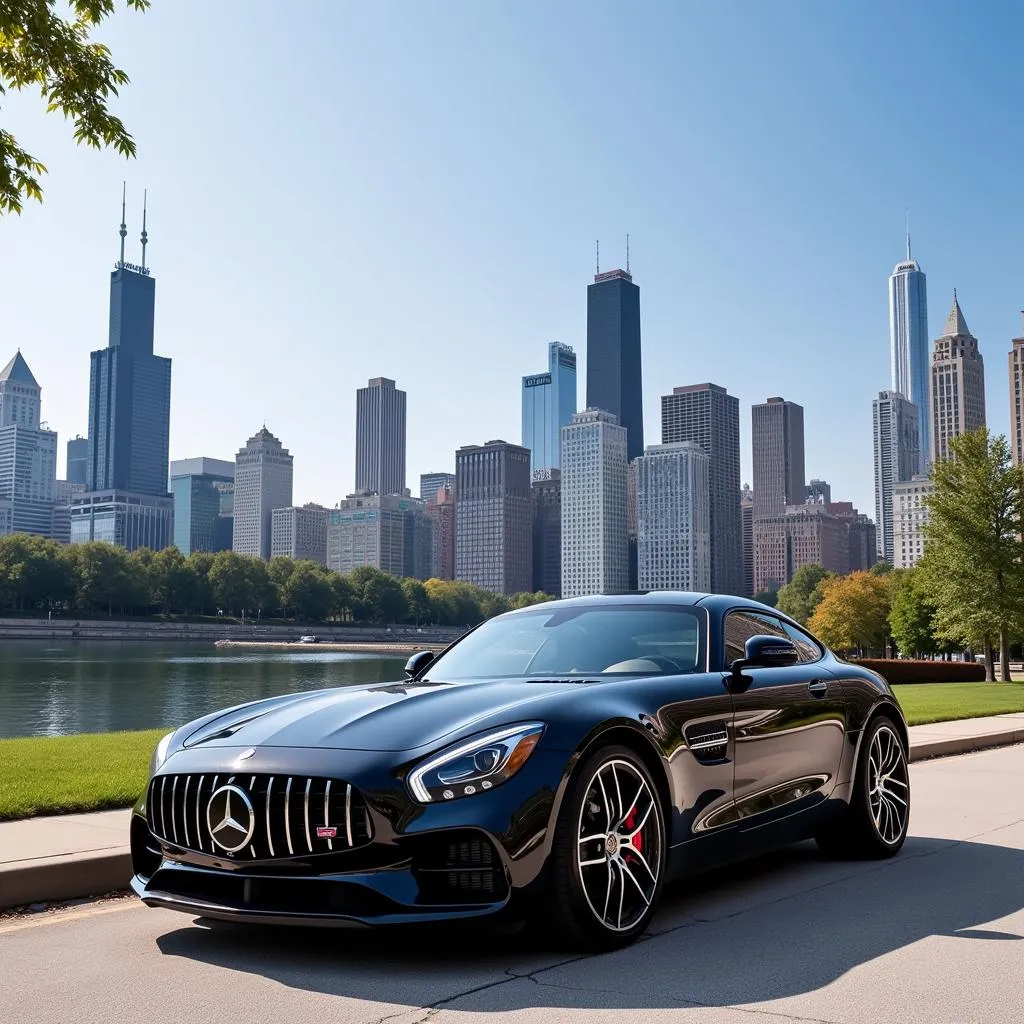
[808,680,829,697]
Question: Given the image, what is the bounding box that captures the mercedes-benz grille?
[146,773,372,859]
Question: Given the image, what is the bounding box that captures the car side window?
[778,620,825,664]
[724,611,787,665]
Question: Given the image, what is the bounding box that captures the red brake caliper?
[625,808,642,853]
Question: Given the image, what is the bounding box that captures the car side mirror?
[730,635,799,678]
[404,650,434,679]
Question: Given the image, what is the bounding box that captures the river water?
[0,641,407,739]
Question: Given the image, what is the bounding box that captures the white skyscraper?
[560,409,628,597]
[0,352,57,537]
[893,476,934,569]
[635,442,710,592]
[872,390,919,564]
[888,233,929,470]
[232,427,293,559]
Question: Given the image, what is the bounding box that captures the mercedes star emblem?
[206,784,255,853]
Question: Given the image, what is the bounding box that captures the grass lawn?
[0,728,166,822]
[892,682,1024,726]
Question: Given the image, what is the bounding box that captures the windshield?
[424,604,705,681]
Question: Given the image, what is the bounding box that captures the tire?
[542,744,667,952]
[816,715,910,859]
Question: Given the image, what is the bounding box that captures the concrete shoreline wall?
[0,617,467,645]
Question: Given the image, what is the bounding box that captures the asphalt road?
[3,745,1023,1024]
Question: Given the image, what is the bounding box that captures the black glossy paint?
[130,592,907,928]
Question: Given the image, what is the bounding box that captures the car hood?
[182,678,582,753]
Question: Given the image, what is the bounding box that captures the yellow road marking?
[0,899,141,935]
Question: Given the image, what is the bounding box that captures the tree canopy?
[1,0,150,213]
[0,533,552,625]
[919,428,1024,680]
[807,570,892,656]
[775,563,833,625]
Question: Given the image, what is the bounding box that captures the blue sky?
[5,0,1024,518]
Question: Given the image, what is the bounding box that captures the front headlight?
[407,723,545,803]
[149,731,174,776]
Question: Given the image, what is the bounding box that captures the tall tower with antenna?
[72,186,173,551]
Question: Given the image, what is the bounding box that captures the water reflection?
[0,642,407,738]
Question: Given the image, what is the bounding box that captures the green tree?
[754,589,778,608]
[1,0,152,213]
[921,428,1024,681]
[0,533,74,609]
[185,550,215,614]
[330,573,353,621]
[888,567,939,658]
[208,551,256,616]
[148,547,193,614]
[775,564,833,625]
[281,562,333,621]
[70,541,135,613]
[401,578,430,624]
[363,573,407,624]
[510,591,554,610]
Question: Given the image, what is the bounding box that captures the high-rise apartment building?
[427,486,455,580]
[170,457,235,556]
[931,292,986,465]
[560,409,629,598]
[419,472,455,505]
[454,441,532,595]
[272,503,329,564]
[893,476,934,569]
[660,383,742,595]
[52,479,85,544]
[753,505,849,593]
[806,479,831,506]
[741,486,754,598]
[830,502,878,572]
[889,239,930,469]
[232,427,293,559]
[72,197,173,551]
[586,264,643,461]
[522,342,577,472]
[355,377,406,495]
[327,492,434,580]
[0,352,57,537]
[66,436,88,486]
[1008,318,1024,466]
[635,442,710,593]
[872,390,919,564]
[531,469,561,598]
[752,397,805,519]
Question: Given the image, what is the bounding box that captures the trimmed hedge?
[851,658,986,685]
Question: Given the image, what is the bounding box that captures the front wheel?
[816,716,910,858]
[542,745,666,951]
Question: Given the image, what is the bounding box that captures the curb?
[3,731,1023,912]
[0,849,131,911]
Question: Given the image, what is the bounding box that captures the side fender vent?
[685,722,729,763]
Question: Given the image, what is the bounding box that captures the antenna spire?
[595,240,600,275]
[626,233,630,275]
[140,190,148,270]
[905,208,911,260]
[119,181,127,265]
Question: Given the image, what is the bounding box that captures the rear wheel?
[543,745,666,951]
[816,716,910,858]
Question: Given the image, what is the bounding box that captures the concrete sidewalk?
[3,712,1024,911]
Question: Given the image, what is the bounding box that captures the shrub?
[850,658,985,685]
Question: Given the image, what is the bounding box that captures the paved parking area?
[2,744,1023,1024]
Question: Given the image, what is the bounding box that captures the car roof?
[505,592,780,616]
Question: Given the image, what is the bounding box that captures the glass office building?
[522,342,577,472]
[888,244,929,473]
[170,457,235,555]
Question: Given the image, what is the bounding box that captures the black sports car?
[130,593,911,950]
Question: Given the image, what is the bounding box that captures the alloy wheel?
[868,725,909,845]
[576,758,662,932]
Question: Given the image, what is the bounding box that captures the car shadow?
[154,835,1024,1012]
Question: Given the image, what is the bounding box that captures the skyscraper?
[1008,317,1024,466]
[0,352,57,537]
[170,457,235,556]
[271,504,329,564]
[753,505,849,593]
[531,469,562,597]
[427,486,456,580]
[454,440,532,595]
[586,259,643,461]
[327,493,434,579]
[232,427,293,559]
[522,342,577,472]
[635,442,711,593]
[355,377,406,495]
[805,479,831,506]
[930,292,986,465]
[872,390,920,564]
[751,397,806,519]
[888,236,930,469]
[66,436,88,486]
[660,383,742,595]
[419,471,455,505]
[71,192,173,551]
[740,484,754,597]
[560,409,629,598]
